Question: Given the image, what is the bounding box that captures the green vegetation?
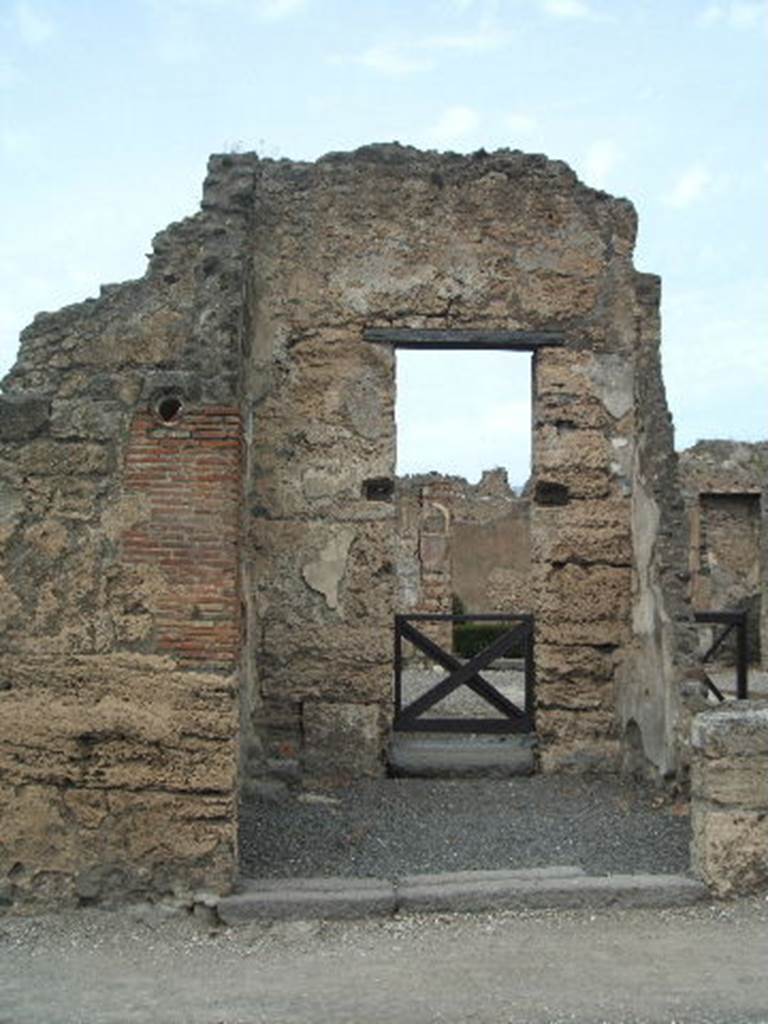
[450,595,525,659]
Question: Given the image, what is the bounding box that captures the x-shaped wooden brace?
[398,619,528,724]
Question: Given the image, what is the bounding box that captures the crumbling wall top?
[679,440,768,496]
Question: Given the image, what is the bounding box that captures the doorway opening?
[361,328,563,754]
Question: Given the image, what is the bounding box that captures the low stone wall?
[691,702,768,895]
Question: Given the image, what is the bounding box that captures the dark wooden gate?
[393,613,535,734]
[694,609,749,701]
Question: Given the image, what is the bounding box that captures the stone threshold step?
[388,733,536,777]
[217,867,708,924]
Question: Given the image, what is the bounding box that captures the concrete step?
[388,732,536,777]
[216,867,709,924]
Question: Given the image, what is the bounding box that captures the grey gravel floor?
[239,776,692,880]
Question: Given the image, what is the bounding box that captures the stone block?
[536,642,615,683]
[691,806,768,896]
[0,395,50,440]
[397,870,706,914]
[537,427,611,473]
[531,502,631,566]
[50,400,126,440]
[302,700,383,779]
[218,876,396,923]
[536,564,632,623]
[691,757,768,809]
[691,702,768,758]
[536,706,617,745]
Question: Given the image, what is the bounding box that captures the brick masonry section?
[121,406,242,670]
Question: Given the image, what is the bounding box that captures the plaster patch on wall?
[631,476,663,635]
[302,529,355,609]
[589,354,633,420]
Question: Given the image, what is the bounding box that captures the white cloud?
[14,2,55,46]
[698,1,768,27]
[664,164,712,208]
[540,0,592,18]
[583,139,622,188]
[429,105,480,146]
[342,45,434,76]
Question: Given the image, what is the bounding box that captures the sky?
[0,0,766,485]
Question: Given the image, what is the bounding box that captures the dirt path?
[2,897,767,1023]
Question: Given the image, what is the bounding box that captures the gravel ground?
[239,665,765,883]
[240,775,691,880]
[401,665,525,717]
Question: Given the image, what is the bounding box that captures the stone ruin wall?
[396,469,532,654]
[678,440,767,667]
[0,144,698,907]
[0,164,253,908]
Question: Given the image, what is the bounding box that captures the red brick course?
[121,407,242,669]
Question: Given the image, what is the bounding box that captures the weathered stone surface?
[537,564,631,622]
[691,757,768,808]
[302,701,382,779]
[532,500,631,566]
[0,655,238,792]
[690,702,768,896]
[0,782,235,907]
[218,876,396,922]
[0,394,50,440]
[5,440,111,475]
[691,806,768,896]
[691,703,768,757]
[50,399,126,440]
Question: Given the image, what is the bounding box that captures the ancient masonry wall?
[614,274,699,778]
[0,161,252,907]
[0,144,698,905]
[679,440,767,667]
[238,146,693,778]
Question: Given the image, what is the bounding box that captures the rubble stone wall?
[0,163,251,907]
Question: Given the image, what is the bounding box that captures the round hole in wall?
[157,395,183,423]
